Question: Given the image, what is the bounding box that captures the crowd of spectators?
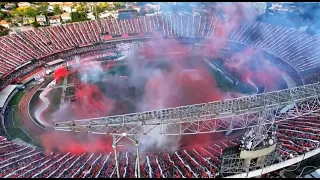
[0,14,319,178]
[0,15,318,91]
[0,108,318,178]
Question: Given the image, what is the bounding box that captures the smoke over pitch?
[40,3,282,154]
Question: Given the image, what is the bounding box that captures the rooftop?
[0,20,9,25]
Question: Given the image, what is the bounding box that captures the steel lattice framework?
[220,145,286,176]
[54,82,320,136]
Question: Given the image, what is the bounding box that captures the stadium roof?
[0,85,17,108]
[46,59,65,66]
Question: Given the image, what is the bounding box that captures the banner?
[104,35,112,41]
[121,34,129,38]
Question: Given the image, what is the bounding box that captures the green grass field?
[5,74,68,147]
[65,87,75,96]
[5,106,33,144]
[8,91,25,106]
[47,88,62,114]
[58,77,65,86]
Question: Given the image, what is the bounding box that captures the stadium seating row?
[0,112,318,178]
[1,15,319,79]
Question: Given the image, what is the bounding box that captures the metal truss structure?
[54,82,320,136]
[112,135,141,178]
[53,82,320,178]
[220,145,286,177]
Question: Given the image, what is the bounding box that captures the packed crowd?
[303,71,320,84]
[0,61,45,91]
[0,110,319,178]
[226,21,320,73]
[0,15,318,80]
[0,15,319,178]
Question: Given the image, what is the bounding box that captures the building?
[36,15,47,26]
[118,9,137,19]
[87,12,96,20]
[49,16,61,25]
[0,20,10,29]
[131,6,141,13]
[60,13,71,22]
[11,17,23,25]
[4,3,16,10]
[99,11,110,19]
[250,2,267,15]
[99,11,119,19]
[10,26,34,34]
[62,2,73,13]
[49,2,64,6]
[22,17,35,25]
[18,2,31,7]
[108,11,119,19]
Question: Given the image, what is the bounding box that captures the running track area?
[18,83,49,138]
[17,80,244,150]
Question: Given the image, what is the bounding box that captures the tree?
[0,10,7,20]
[114,2,125,9]
[92,2,109,18]
[24,6,39,17]
[37,2,49,16]
[0,25,10,36]
[73,2,89,13]
[53,4,63,16]
[70,11,87,22]
[0,2,6,9]
[31,21,41,28]
[12,6,39,17]
[12,7,23,17]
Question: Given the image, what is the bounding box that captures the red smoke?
[40,4,274,154]
[41,131,114,155]
[54,67,68,83]
[71,83,114,119]
[224,48,283,91]
[144,67,221,109]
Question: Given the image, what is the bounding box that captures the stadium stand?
[0,14,319,178]
[0,110,318,178]
[0,15,319,82]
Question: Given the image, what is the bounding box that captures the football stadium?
[0,3,320,178]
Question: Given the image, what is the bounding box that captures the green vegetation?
[53,4,63,16]
[1,1,128,27]
[0,2,5,9]
[31,21,41,28]
[70,11,88,22]
[114,2,125,9]
[0,25,10,36]
[107,64,129,77]
[12,106,23,128]
[5,106,33,144]
[12,6,39,17]
[73,2,89,13]
[91,2,124,18]
[67,73,75,84]
[65,87,75,96]
[58,77,65,86]
[0,10,12,21]
[36,2,49,16]
[208,58,256,94]
[46,88,62,114]
[28,90,41,124]
[8,91,25,106]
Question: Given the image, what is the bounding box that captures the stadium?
[0,8,320,179]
